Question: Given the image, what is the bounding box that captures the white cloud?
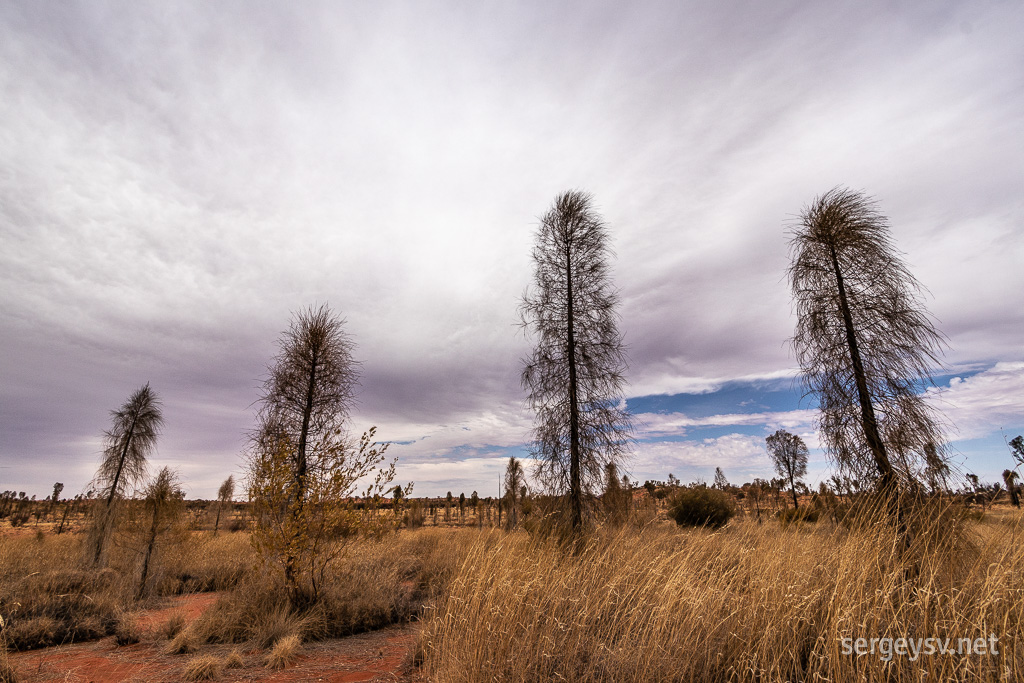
[633,408,818,439]
[930,362,1024,441]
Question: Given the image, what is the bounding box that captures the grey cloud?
[2,0,1022,498]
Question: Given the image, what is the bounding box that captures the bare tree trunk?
[286,351,318,597]
[56,501,71,534]
[94,419,138,565]
[565,244,583,533]
[138,506,161,599]
[829,245,896,490]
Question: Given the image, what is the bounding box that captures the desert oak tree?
[247,305,402,601]
[789,188,949,492]
[520,190,632,532]
[91,382,163,565]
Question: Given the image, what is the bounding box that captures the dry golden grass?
[113,610,141,645]
[182,653,223,680]
[165,627,201,655]
[264,634,301,669]
[163,611,187,639]
[223,648,245,668]
[419,507,1023,682]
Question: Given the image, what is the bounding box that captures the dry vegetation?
[418,505,1023,682]
[0,526,251,651]
[2,498,1021,682]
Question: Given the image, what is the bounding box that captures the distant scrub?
[667,485,735,529]
[778,506,819,525]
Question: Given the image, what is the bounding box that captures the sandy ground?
[8,592,419,682]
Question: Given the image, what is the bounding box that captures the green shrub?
[667,486,735,529]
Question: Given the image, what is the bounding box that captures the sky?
[1,1,1022,500]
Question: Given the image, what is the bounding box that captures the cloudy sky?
[2,1,1022,500]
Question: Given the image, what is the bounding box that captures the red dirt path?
[8,593,418,682]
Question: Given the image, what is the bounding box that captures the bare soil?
[8,592,418,682]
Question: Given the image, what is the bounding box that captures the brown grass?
[223,648,245,668]
[419,506,1023,682]
[165,627,200,655]
[264,634,301,669]
[191,528,471,645]
[163,611,187,639]
[182,653,223,680]
[0,528,252,650]
[113,611,141,645]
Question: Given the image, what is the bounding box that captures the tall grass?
[419,508,1023,682]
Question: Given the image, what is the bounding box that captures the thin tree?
[247,304,359,596]
[713,467,729,491]
[1003,470,1020,508]
[48,482,64,520]
[91,383,163,565]
[503,456,524,530]
[1008,435,1024,472]
[520,190,632,532]
[213,475,235,534]
[789,188,949,493]
[766,429,808,509]
[137,467,184,598]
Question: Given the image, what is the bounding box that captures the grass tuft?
[223,649,245,669]
[165,627,200,655]
[182,654,222,681]
[113,611,141,645]
[163,611,186,639]
[264,634,301,670]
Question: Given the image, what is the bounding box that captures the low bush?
[0,657,16,683]
[0,530,254,650]
[163,612,186,639]
[667,485,735,529]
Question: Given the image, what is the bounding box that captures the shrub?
[183,654,222,681]
[667,486,735,529]
[779,507,819,525]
